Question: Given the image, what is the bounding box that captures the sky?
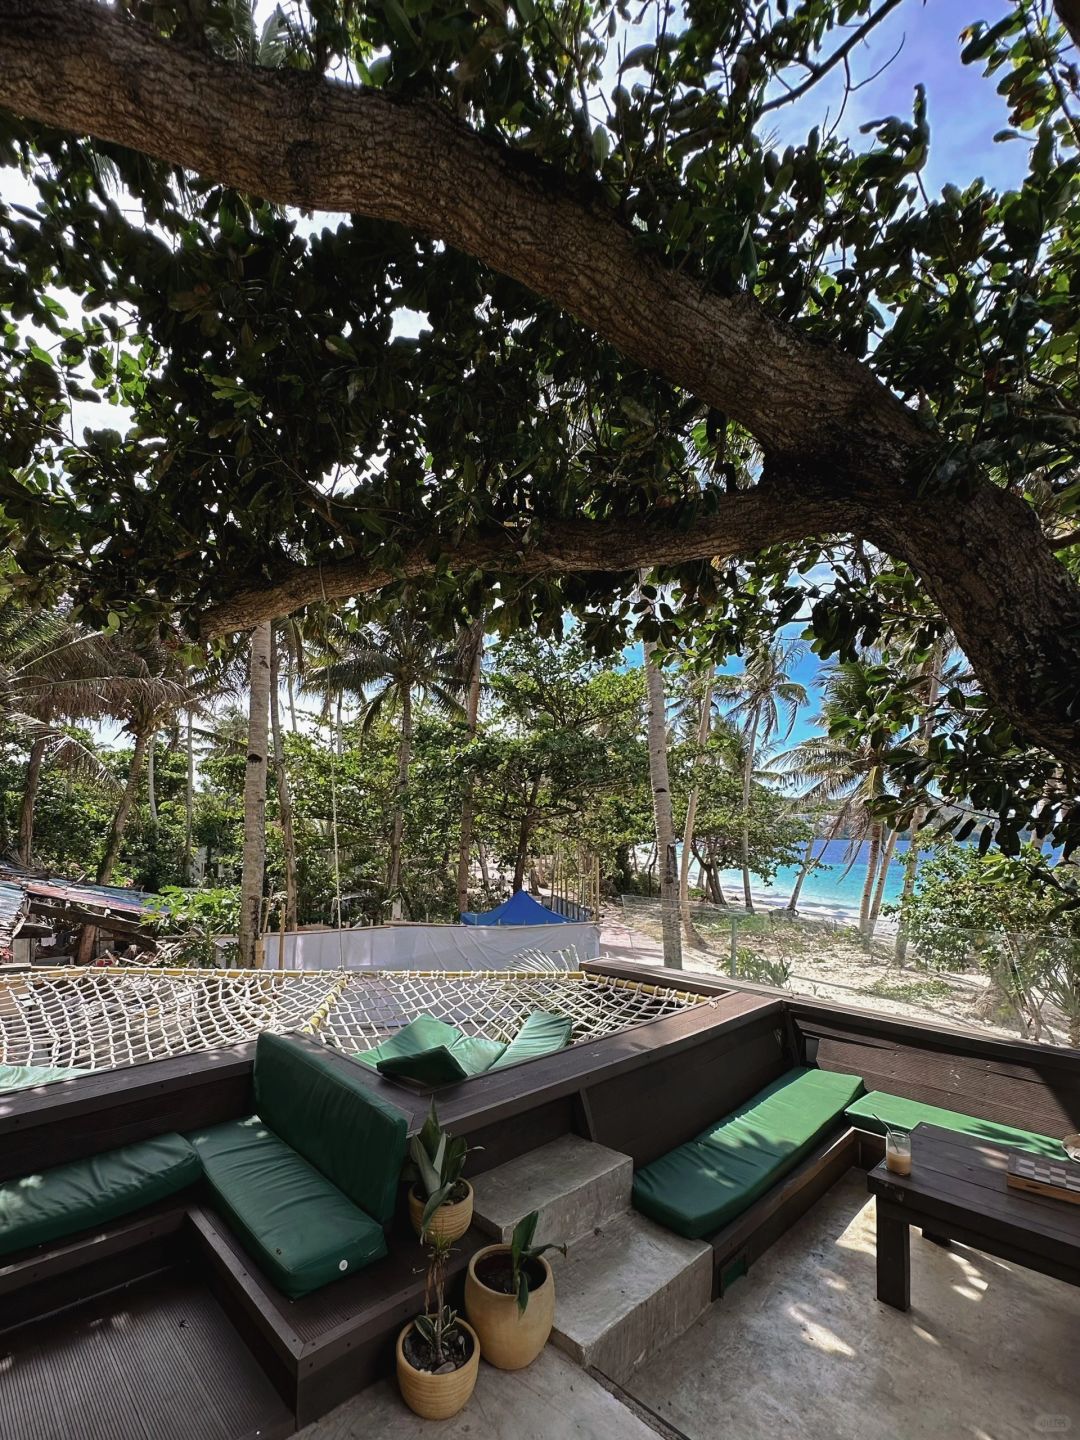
[0,0,1043,749]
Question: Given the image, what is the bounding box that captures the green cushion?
[632,1067,864,1240]
[187,1116,387,1299]
[0,1134,200,1258]
[0,1063,88,1093]
[253,1032,408,1224]
[354,1015,463,1069]
[376,1034,506,1086]
[489,1011,573,1070]
[846,1091,1067,1160]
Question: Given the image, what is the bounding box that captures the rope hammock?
[0,964,712,1078]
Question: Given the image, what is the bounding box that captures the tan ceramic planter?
[464,1245,555,1370]
[396,1318,480,1420]
[409,1181,474,1243]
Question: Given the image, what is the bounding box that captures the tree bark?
[182,707,194,885]
[893,643,944,965]
[455,618,484,916]
[643,638,682,969]
[786,831,831,913]
[146,732,157,823]
[867,827,898,940]
[75,722,150,964]
[740,701,761,913]
[18,736,46,866]
[679,679,712,949]
[269,631,298,931]
[513,782,539,894]
[387,686,412,920]
[858,822,883,943]
[238,620,271,969]
[4,1,1080,769]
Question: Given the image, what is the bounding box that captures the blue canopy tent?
[460,889,572,926]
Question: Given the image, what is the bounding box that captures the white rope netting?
[0,962,710,1077]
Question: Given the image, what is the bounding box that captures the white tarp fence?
[261,921,600,971]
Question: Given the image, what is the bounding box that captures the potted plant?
[397,1232,480,1420]
[404,1101,477,1243]
[464,1209,566,1370]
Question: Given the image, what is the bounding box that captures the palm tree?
[455,617,486,917]
[718,641,808,911]
[642,633,682,969]
[238,621,272,969]
[777,661,894,944]
[306,607,466,919]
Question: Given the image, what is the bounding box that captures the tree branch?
[758,0,906,116]
[0,0,923,476]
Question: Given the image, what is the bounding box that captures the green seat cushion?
[489,1011,572,1070]
[375,1034,506,1086]
[253,1032,408,1224]
[0,1133,200,1258]
[846,1091,1067,1160]
[632,1067,864,1240]
[0,1063,88,1093]
[187,1116,387,1299]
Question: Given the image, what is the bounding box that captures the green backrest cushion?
[489,1011,573,1070]
[253,1032,409,1224]
[846,1091,1067,1160]
[187,1116,388,1298]
[0,1063,88,1093]
[375,1033,506,1086]
[0,1133,201,1257]
[633,1066,864,1240]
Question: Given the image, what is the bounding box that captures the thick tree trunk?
[238,621,271,969]
[456,618,484,916]
[740,703,761,913]
[512,790,538,894]
[75,723,150,964]
[18,736,46,865]
[387,687,412,920]
[643,638,682,969]
[5,2,1080,769]
[269,632,298,931]
[679,680,713,949]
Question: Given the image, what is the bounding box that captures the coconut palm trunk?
[679,679,712,948]
[644,638,682,969]
[238,620,272,969]
[867,827,898,940]
[387,686,413,920]
[786,828,832,913]
[858,821,883,943]
[893,644,944,965]
[269,631,298,932]
[146,732,157,823]
[740,700,761,912]
[75,723,152,964]
[455,620,484,915]
[182,708,195,884]
[17,736,46,865]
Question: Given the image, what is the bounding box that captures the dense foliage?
[0,0,1079,862]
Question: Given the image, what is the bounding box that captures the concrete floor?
[628,1171,1080,1440]
[298,1344,659,1440]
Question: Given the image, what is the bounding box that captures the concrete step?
[470,1134,632,1249]
[549,1210,712,1385]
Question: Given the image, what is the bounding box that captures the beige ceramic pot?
[464,1245,555,1370]
[408,1181,474,1243]
[396,1318,480,1420]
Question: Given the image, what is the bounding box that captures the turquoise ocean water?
[713,838,913,925]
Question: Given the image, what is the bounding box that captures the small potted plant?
[404,1101,477,1243]
[397,1232,480,1420]
[464,1209,565,1370]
